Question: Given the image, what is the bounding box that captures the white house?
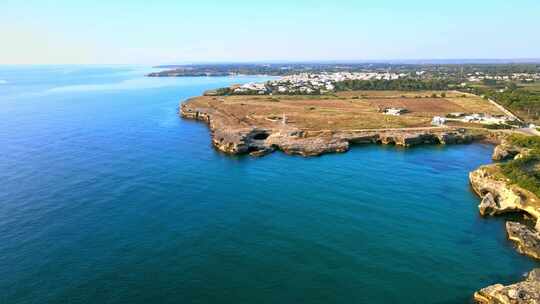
[384,108,407,116]
[432,116,446,126]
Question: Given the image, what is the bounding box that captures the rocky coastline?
[180,96,540,303]
[180,102,479,157]
[474,269,540,304]
[470,141,540,304]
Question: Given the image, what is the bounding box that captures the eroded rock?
[469,166,530,216]
[491,138,533,162]
[181,101,480,157]
[469,165,540,218]
[474,269,540,304]
[479,192,499,216]
[472,151,540,303]
[506,222,540,260]
[493,142,522,161]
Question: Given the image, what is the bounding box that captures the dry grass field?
[186,90,504,131]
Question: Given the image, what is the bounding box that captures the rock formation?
[506,221,540,260]
[181,102,477,157]
[474,269,540,304]
[469,166,540,218]
[492,139,524,161]
[471,140,540,303]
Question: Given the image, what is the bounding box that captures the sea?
[0,65,537,304]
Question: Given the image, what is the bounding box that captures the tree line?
[467,86,540,120]
[333,79,450,91]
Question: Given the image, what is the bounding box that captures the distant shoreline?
[153,59,540,68]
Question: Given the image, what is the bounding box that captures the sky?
[1,0,539,64]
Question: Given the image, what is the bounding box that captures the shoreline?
[469,143,540,303]
[180,101,486,157]
[180,94,540,303]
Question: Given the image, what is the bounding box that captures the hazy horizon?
[3,58,540,67]
[2,0,539,64]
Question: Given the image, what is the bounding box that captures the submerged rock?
[506,222,540,260]
[474,269,540,304]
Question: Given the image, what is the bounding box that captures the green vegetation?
[485,124,512,130]
[467,84,540,121]
[215,87,232,95]
[507,134,540,149]
[500,153,540,197]
[334,79,449,91]
[151,63,540,78]
[500,134,540,196]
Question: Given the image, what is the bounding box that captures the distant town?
[230,72,403,95]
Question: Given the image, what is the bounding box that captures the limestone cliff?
[471,143,540,304]
[492,139,531,161]
[181,102,476,157]
[469,165,540,219]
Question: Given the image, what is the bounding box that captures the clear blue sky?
[1,0,539,64]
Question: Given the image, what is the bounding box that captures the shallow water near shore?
[0,66,538,304]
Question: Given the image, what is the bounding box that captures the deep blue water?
[0,66,537,304]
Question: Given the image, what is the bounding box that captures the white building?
[384,108,407,116]
[432,116,446,126]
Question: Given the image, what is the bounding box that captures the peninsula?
[181,88,506,157]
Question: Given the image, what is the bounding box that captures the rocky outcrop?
[469,166,540,218]
[493,143,522,161]
[471,163,540,303]
[492,139,530,161]
[474,269,540,304]
[181,102,478,157]
[506,222,540,260]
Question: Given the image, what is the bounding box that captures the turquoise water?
[0,66,537,304]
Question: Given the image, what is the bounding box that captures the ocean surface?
[0,66,537,304]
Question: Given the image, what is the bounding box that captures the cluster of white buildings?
[263,72,406,95]
[432,112,515,126]
[467,72,540,83]
[232,82,269,95]
[461,113,513,124]
[229,72,406,95]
